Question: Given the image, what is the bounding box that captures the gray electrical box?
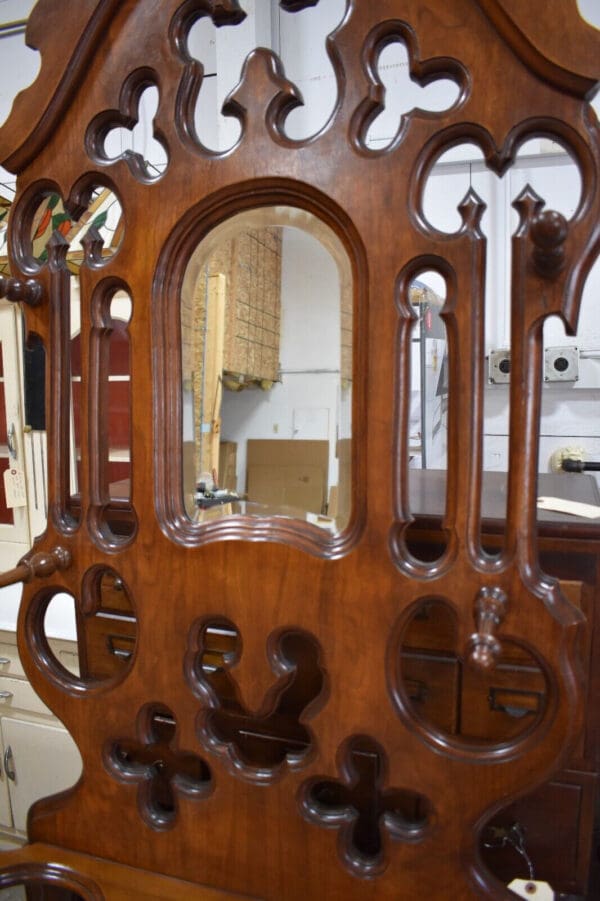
[544,346,579,382]
[488,349,511,384]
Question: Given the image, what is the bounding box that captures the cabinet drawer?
[0,634,24,679]
[481,770,599,896]
[401,601,456,653]
[401,652,459,735]
[0,676,52,717]
[461,663,546,742]
[96,572,135,615]
[81,614,136,680]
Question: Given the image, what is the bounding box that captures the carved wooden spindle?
[0,546,72,589]
[467,586,508,670]
[0,274,44,307]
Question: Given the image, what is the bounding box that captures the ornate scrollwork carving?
[188,620,327,782]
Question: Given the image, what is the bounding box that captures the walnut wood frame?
[0,1,598,898]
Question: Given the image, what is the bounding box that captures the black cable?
[561,459,600,473]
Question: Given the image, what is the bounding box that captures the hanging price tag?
[3,468,27,509]
[508,879,554,900]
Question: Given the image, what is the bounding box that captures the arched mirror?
[180,207,353,534]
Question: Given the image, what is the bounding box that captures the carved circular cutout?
[27,567,137,691]
[0,864,102,900]
[391,598,549,753]
[13,183,124,273]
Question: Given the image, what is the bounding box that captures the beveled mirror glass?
[180,207,352,533]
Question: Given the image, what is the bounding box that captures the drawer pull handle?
[3,746,15,782]
[0,658,10,666]
[107,636,134,660]
[488,687,542,718]
[0,691,13,700]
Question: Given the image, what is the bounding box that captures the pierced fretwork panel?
[187,621,326,778]
[1,1,597,899]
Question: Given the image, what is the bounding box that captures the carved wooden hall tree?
[0,0,598,898]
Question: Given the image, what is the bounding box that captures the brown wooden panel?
[461,663,546,742]
[79,614,136,680]
[0,1,597,898]
[481,770,600,896]
[401,652,460,735]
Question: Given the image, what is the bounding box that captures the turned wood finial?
[0,274,44,307]
[531,209,568,278]
[467,586,508,670]
[0,546,72,589]
[22,546,72,581]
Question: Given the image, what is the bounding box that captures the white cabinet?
[0,630,82,841]
[1,719,82,833]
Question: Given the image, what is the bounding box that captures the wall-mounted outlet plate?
[488,349,511,384]
[544,346,579,382]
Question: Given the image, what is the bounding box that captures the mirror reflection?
[180,207,353,533]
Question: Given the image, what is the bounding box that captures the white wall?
[221,226,343,494]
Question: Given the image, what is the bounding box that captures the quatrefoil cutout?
[17,185,123,273]
[301,734,433,878]
[354,22,466,153]
[186,620,327,781]
[86,78,168,182]
[107,703,212,830]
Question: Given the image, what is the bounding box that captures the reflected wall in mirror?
[180,207,353,534]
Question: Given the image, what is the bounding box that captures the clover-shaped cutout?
[355,23,465,153]
[301,734,433,877]
[86,78,168,182]
[107,703,212,830]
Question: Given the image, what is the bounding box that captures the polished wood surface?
[0,1,598,898]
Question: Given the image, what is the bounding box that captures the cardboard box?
[218,441,237,492]
[246,439,328,515]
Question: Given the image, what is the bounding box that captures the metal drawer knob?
[0,691,13,700]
